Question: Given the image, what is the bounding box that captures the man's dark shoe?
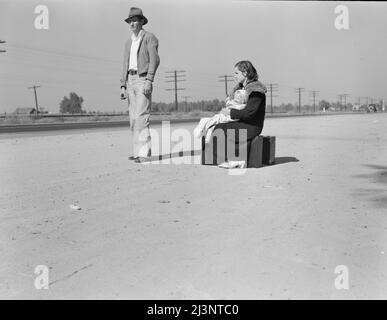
[128,156,136,160]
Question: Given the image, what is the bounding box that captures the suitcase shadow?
[273,156,299,165]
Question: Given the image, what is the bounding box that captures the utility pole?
[339,94,349,111]
[337,94,343,111]
[165,70,186,112]
[295,88,305,113]
[309,90,319,113]
[0,40,6,53]
[27,85,41,115]
[182,95,191,113]
[265,83,278,113]
[355,97,362,111]
[342,94,349,111]
[218,75,234,96]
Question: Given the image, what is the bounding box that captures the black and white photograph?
[0,0,387,303]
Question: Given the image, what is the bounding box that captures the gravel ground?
[0,113,386,299]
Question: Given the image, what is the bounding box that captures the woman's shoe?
[218,160,246,169]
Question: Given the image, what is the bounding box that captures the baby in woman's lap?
[194,89,247,143]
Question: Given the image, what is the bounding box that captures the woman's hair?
[235,60,258,81]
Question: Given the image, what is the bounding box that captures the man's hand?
[143,80,153,95]
[120,87,127,100]
[220,108,230,116]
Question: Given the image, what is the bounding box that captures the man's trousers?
[126,74,152,158]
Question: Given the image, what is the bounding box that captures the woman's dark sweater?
[229,91,266,128]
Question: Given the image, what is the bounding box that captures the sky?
[0,0,386,113]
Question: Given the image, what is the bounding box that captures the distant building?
[13,107,36,114]
[13,107,47,115]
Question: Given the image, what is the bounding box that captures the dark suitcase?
[202,135,276,167]
[247,135,264,168]
[262,136,276,165]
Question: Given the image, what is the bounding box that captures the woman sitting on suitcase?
[206,60,267,168]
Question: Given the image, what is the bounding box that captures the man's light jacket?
[121,30,160,88]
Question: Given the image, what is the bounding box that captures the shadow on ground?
[353,164,387,207]
[274,157,299,165]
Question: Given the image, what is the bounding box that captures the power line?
[165,70,186,112]
[6,41,227,77]
[3,43,382,110]
[7,42,120,65]
[27,85,41,114]
[2,72,124,89]
[218,75,234,96]
[184,80,223,89]
[4,43,385,106]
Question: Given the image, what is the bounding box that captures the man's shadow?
[146,151,299,166]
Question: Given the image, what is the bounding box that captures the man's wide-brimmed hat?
[124,7,148,25]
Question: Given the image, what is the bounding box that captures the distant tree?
[278,103,295,112]
[331,101,341,111]
[303,104,313,112]
[59,92,84,114]
[210,99,225,111]
[319,100,331,111]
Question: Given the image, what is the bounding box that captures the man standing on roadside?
[120,7,160,163]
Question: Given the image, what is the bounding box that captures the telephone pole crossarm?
[218,75,234,96]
